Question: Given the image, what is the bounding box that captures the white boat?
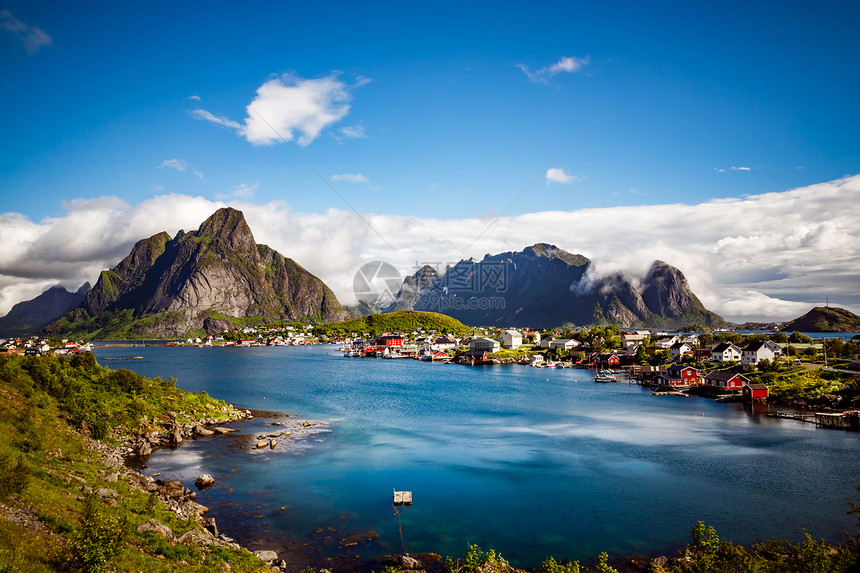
[594,370,617,382]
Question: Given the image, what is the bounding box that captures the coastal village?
[4,321,859,433]
[338,325,860,429]
[14,316,860,430]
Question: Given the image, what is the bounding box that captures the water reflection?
[100,345,859,567]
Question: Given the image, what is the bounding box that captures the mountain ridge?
[398,243,724,329]
[0,283,90,337]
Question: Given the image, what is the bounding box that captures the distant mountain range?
[0,283,90,338]
[22,225,853,338]
[781,306,860,332]
[42,208,349,338]
[396,243,726,329]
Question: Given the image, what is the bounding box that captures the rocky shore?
[71,405,306,570]
[101,406,337,571]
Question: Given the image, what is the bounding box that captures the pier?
[393,490,413,505]
[767,410,860,431]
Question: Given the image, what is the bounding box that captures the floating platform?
[393,489,412,505]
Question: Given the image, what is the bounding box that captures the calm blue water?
[95,345,859,567]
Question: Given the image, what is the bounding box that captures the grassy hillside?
[782,306,860,332]
[0,353,268,572]
[313,310,473,338]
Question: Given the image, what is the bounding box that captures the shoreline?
[120,406,339,571]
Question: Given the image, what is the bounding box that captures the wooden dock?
[767,410,859,431]
[814,411,860,431]
[393,489,412,505]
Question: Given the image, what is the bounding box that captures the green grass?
[747,367,860,403]
[0,353,270,572]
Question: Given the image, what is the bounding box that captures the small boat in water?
[594,370,617,382]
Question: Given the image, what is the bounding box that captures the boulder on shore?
[137,519,173,539]
[195,474,215,489]
[254,549,279,563]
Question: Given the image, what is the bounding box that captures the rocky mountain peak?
[521,243,589,267]
[641,260,697,317]
[196,207,257,253]
[45,208,350,338]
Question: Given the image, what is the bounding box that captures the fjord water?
[95,345,858,566]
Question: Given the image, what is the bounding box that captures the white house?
[549,338,579,351]
[500,330,523,349]
[621,331,649,347]
[711,342,742,363]
[469,337,500,353]
[669,342,693,361]
[681,334,700,346]
[742,340,780,370]
[431,336,458,351]
[653,335,681,349]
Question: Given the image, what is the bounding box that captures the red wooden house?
[592,352,621,367]
[378,334,403,348]
[655,365,703,387]
[743,383,769,402]
[703,371,749,393]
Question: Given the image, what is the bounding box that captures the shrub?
[0,449,28,500]
[66,494,128,573]
[538,556,581,573]
[445,544,509,573]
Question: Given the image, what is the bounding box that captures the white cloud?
[1,9,51,54]
[331,173,370,184]
[190,73,361,147]
[158,159,187,171]
[232,182,258,199]
[337,124,367,140]
[188,95,201,101]
[716,166,752,173]
[518,56,589,84]
[157,158,204,181]
[190,109,241,130]
[1,175,859,323]
[241,73,352,146]
[545,168,579,185]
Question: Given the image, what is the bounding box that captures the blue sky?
[1,1,859,321]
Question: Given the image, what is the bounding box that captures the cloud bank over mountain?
[1,174,858,323]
